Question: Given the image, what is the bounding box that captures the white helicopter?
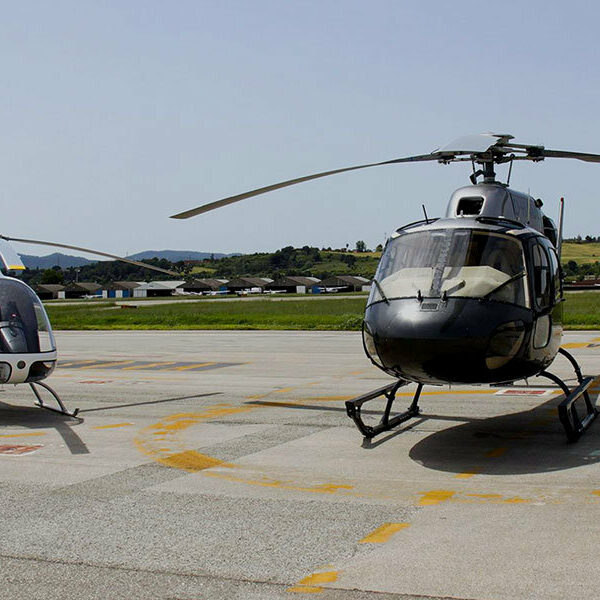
[0,235,181,418]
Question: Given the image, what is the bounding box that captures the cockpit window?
[0,279,56,354]
[370,229,528,307]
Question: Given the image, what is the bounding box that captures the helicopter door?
[531,243,555,348]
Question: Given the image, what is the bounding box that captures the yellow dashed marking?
[0,432,46,438]
[467,493,503,499]
[79,360,135,370]
[455,468,482,479]
[173,362,214,371]
[122,361,176,370]
[486,447,507,458]
[456,493,531,504]
[359,523,410,543]
[92,423,134,430]
[287,571,339,593]
[562,341,600,349]
[203,470,354,495]
[58,360,96,367]
[417,490,455,506]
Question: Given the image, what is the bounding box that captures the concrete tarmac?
[0,330,598,599]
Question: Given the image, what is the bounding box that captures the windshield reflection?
[370,229,528,307]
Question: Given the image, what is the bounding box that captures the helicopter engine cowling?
[364,297,552,385]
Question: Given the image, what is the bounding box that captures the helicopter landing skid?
[345,380,423,440]
[536,348,598,443]
[30,381,80,418]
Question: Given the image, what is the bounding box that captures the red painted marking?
[0,444,43,455]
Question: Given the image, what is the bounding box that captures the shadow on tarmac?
[409,389,600,475]
[0,392,222,455]
[0,401,88,454]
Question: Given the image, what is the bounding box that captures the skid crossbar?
[345,380,423,439]
[30,381,80,418]
[537,347,598,443]
[556,375,596,442]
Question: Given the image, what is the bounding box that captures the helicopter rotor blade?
[169,153,438,219]
[0,235,182,277]
[539,148,600,163]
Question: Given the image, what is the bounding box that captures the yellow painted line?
[417,490,455,506]
[486,447,507,458]
[135,406,257,473]
[204,470,354,495]
[455,468,482,479]
[122,361,176,370]
[274,387,295,394]
[287,571,339,593]
[173,362,214,371]
[158,450,234,473]
[58,360,96,367]
[467,493,503,499]
[359,523,410,544]
[92,423,134,430]
[78,360,135,370]
[592,490,600,497]
[0,432,46,438]
[561,342,591,349]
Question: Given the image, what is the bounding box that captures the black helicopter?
[170,133,599,443]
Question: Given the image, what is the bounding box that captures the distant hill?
[19,250,234,270]
[20,253,94,269]
[127,250,231,262]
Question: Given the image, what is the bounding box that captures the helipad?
[0,330,598,599]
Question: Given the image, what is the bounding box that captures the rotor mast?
[482,160,496,183]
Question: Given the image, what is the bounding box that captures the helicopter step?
[345,380,423,440]
[30,381,80,419]
[537,348,598,443]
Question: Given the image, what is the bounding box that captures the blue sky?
[2,1,599,256]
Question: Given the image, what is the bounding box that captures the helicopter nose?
[364,298,528,384]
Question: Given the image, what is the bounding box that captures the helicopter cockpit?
[370,227,529,307]
[0,277,57,385]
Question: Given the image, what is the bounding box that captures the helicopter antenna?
[422,204,430,223]
[557,197,565,259]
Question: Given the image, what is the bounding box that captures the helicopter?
[0,236,182,419]
[170,133,599,444]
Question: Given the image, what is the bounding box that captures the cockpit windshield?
[0,279,56,354]
[370,229,528,307]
